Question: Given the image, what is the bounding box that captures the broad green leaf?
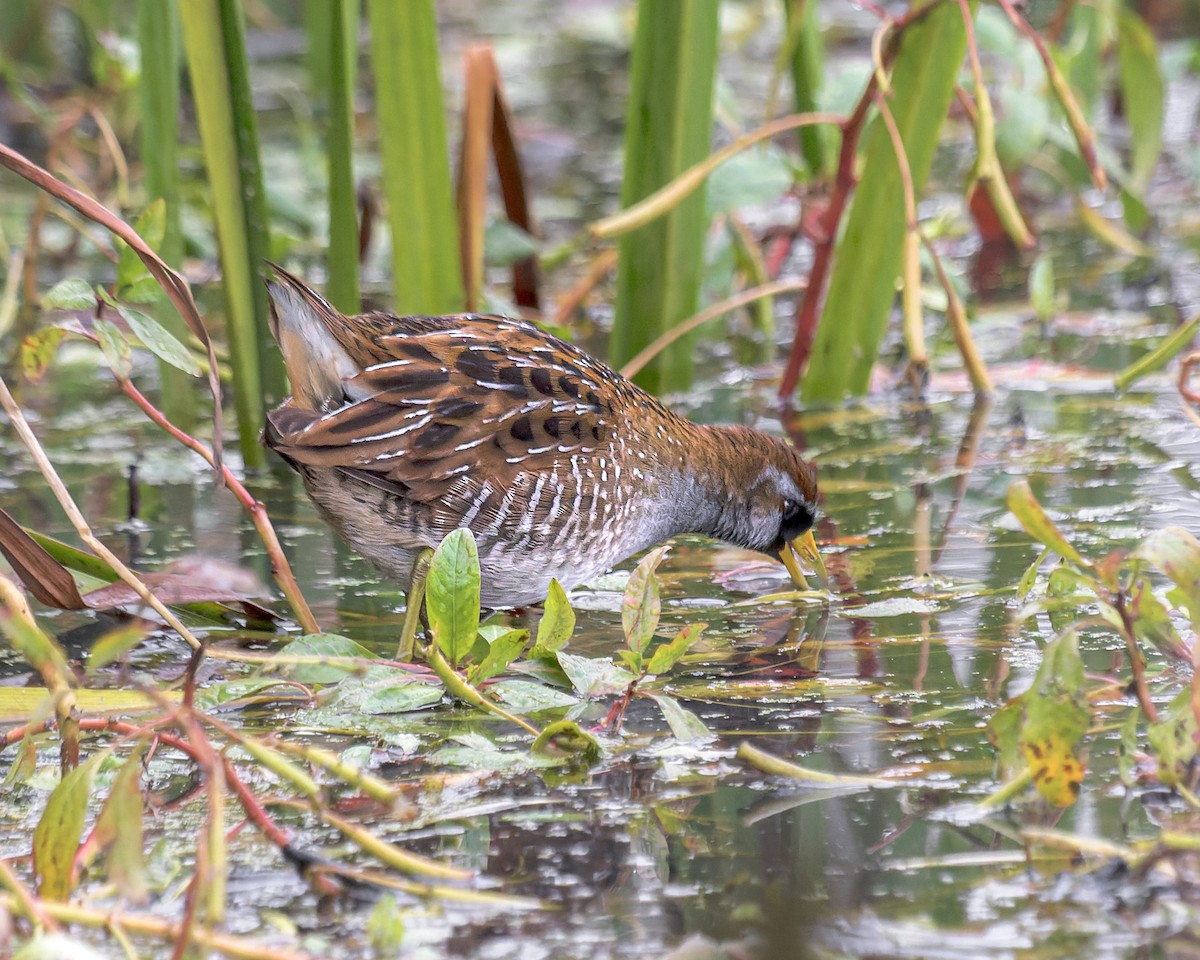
[1128,589,1189,661]
[117,199,166,292]
[41,277,96,311]
[1116,10,1163,190]
[33,754,103,900]
[490,679,580,713]
[358,680,444,715]
[646,622,706,675]
[706,146,793,215]
[623,545,669,655]
[92,746,147,902]
[368,895,405,953]
[277,633,377,684]
[1028,255,1055,323]
[0,688,176,722]
[1019,630,1089,806]
[468,628,529,684]
[116,302,202,376]
[648,693,712,742]
[556,652,636,699]
[93,316,132,380]
[484,219,539,268]
[987,699,1023,771]
[531,578,575,657]
[426,528,481,667]
[1133,527,1200,627]
[21,327,68,382]
[1147,690,1196,787]
[1006,480,1088,568]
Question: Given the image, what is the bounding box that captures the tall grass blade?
[367,0,463,314]
[784,0,833,178]
[326,0,361,313]
[801,5,967,402]
[138,0,192,426]
[610,0,720,393]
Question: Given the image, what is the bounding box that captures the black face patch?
[776,498,815,549]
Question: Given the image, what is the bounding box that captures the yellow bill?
[779,529,828,591]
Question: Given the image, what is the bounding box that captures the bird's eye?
[779,498,814,544]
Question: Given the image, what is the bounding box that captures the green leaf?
[531,578,575,657]
[646,621,705,675]
[93,316,132,380]
[1019,630,1089,806]
[33,754,103,900]
[1116,10,1163,190]
[468,628,529,684]
[92,746,147,902]
[1132,526,1200,627]
[41,277,96,311]
[1147,690,1196,787]
[490,679,580,713]
[484,219,540,268]
[323,668,445,714]
[1006,479,1088,568]
[277,633,377,684]
[86,622,151,675]
[116,302,202,376]
[21,327,68,382]
[622,545,669,655]
[367,895,405,953]
[556,652,636,699]
[531,719,602,763]
[648,693,712,741]
[987,699,1023,772]
[1028,255,1055,323]
[706,146,794,215]
[426,528,481,668]
[117,199,166,292]
[1016,546,1051,602]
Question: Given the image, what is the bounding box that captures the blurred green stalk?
[325,0,361,313]
[138,0,192,426]
[178,0,282,466]
[367,0,462,314]
[610,0,720,394]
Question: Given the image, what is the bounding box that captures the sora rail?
[263,267,823,608]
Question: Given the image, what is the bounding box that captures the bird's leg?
[396,548,434,661]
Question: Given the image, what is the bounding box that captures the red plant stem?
[119,378,320,635]
[1111,591,1159,724]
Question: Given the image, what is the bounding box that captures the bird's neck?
[658,422,761,544]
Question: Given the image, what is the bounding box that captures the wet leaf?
[987,700,1023,771]
[557,652,635,699]
[33,754,102,900]
[531,719,602,763]
[646,622,706,675]
[0,506,87,609]
[648,693,712,742]
[1147,690,1196,788]
[21,327,68,382]
[1132,526,1200,626]
[1019,630,1089,807]
[41,277,96,311]
[1006,480,1088,568]
[1128,588,1189,662]
[623,545,669,655]
[357,679,444,715]
[1028,255,1055,322]
[0,688,176,722]
[277,633,377,684]
[484,219,539,267]
[115,302,202,376]
[427,528,481,668]
[93,316,132,380]
[1016,546,1051,602]
[92,746,147,902]
[490,679,580,713]
[468,628,529,684]
[531,578,575,657]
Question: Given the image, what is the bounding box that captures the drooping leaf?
[531,578,575,657]
[648,693,712,742]
[115,302,202,376]
[117,199,167,292]
[426,528,481,667]
[1006,479,1088,568]
[93,316,132,380]
[622,545,669,656]
[1116,9,1163,190]
[468,628,529,684]
[33,754,102,900]
[41,277,96,311]
[646,622,706,675]
[531,719,602,763]
[1132,526,1200,627]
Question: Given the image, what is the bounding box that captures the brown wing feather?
[265,315,620,504]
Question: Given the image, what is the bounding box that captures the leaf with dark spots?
[0,507,86,610]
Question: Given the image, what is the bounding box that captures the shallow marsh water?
[4,3,1200,958]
